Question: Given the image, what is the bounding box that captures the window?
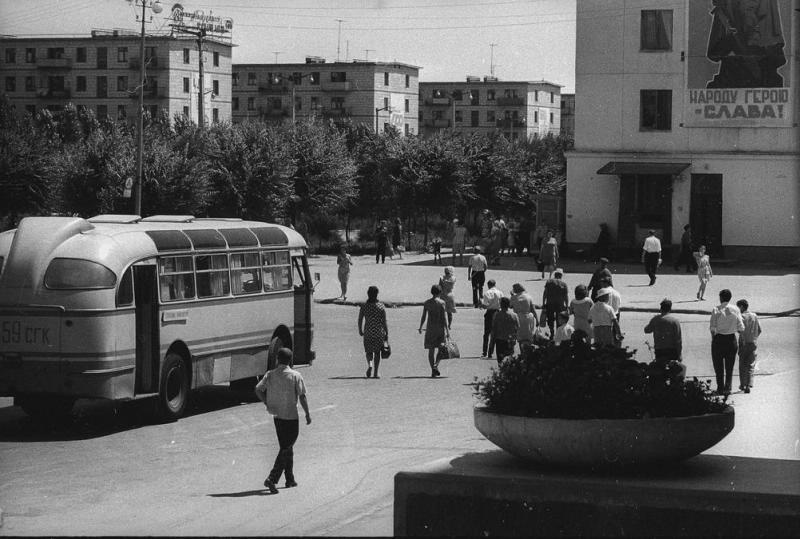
[117,47,128,62]
[469,89,479,105]
[405,98,409,113]
[404,123,409,135]
[47,47,65,59]
[183,48,190,64]
[247,72,256,85]
[116,76,128,92]
[550,112,554,123]
[452,90,463,101]
[145,46,156,63]
[4,77,15,92]
[183,77,190,93]
[310,96,319,110]
[550,92,554,103]
[76,76,86,92]
[534,90,538,101]
[504,89,518,98]
[405,74,410,88]
[96,76,107,98]
[45,258,116,289]
[331,71,347,82]
[487,89,495,101]
[294,96,302,111]
[268,97,282,110]
[76,47,86,62]
[97,104,107,119]
[183,106,189,116]
[486,110,495,122]
[641,10,673,51]
[471,110,480,127]
[331,96,345,109]
[433,110,443,120]
[213,51,219,67]
[432,88,444,98]
[25,48,36,63]
[117,105,127,119]
[384,72,389,86]
[212,79,219,95]
[232,97,239,110]
[534,110,539,123]
[232,72,239,86]
[383,97,389,109]
[159,256,195,301]
[4,49,15,63]
[195,254,229,298]
[640,89,672,131]
[247,97,255,110]
[48,76,65,92]
[96,47,106,69]
[309,72,320,85]
[262,251,291,291]
[117,268,134,306]
[25,76,35,91]
[231,252,261,295]
[454,110,462,122]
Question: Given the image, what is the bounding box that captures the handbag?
[436,338,460,361]
[380,341,391,359]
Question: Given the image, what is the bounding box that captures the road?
[0,304,798,536]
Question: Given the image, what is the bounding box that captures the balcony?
[423,119,451,128]
[425,97,451,106]
[496,96,525,106]
[36,57,72,69]
[128,56,165,70]
[321,107,350,117]
[128,88,168,99]
[320,81,352,92]
[258,84,289,94]
[496,118,526,128]
[258,106,288,117]
[36,88,71,99]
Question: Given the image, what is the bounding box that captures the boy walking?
[736,299,762,393]
[255,348,312,493]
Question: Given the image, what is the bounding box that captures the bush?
[475,341,727,420]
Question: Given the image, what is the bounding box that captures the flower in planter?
[474,341,728,420]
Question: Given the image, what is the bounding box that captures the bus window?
[0,256,4,276]
[44,258,117,289]
[116,267,134,306]
[262,251,292,291]
[159,256,195,301]
[231,252,261,294]
[196,254,230,298]
[292,257,306,289]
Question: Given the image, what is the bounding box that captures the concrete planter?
[474,405,735,467]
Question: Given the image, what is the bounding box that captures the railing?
[258,84,288,94]
[423,119,451,128]
[321,107,351,117]
[128,56,165,70]
[320,81,352,92]
[36,88,71,98]
[496,118,526,128]
[425,97,451,106]
[496,96,525,106]
[36,57,72,69]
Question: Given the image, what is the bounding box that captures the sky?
[0,0,576,92]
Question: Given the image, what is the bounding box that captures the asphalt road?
[0,304,798,536]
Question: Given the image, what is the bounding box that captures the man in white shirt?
[606,283,622,321]
[468,246,489,308]
[709,289,745,395]
[451,219,468,266]
[481,279,504,357]
[641,229,662,286]
[255,348,311,493]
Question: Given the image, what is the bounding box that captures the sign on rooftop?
[169,3,233,35]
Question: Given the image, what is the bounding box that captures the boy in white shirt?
[553,311,574,346]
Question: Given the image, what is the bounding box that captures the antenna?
[272,51,282,64]
[335,18,344,62]
[365,49,374,61]
[489,43,498,77]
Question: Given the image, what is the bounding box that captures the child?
[431,236,443,265]
[736,299,762,394]
[553,310,574,345]
[693,245,712,300]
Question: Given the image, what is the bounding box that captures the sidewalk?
[310,250,800,316]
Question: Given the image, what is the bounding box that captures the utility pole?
[336,19,343,62]
[197,30,205,127]
[489,43,497,77]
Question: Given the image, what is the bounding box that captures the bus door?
[134,263,160,393]
[291,253,314,365]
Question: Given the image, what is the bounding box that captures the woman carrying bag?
[358,286,388,379]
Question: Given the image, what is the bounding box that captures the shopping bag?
[436,338,460,361]
[380,341,392,359]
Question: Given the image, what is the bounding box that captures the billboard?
[685,0,793,127]
[390,93,405,128]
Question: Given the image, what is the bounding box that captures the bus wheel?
[267,335,286,371]
[157,353,189,422]
[15,395,75,421]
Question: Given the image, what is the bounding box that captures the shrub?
[475,341,728,420]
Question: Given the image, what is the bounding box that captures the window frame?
[639,89,673,131]
[640,9,673,52]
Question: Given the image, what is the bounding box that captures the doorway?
[617,174,673,252]
[134,265,160,394]
[690,174,723,257]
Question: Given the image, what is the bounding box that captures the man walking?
[480,279,504,358]
[255,348,311,494]
[710,289,744,395]
[644,298,682,364]
[641,229,662,285]
[542,268,569,337]
[736,299,762,394]
[587,257,613,302]
[467,246,488,308]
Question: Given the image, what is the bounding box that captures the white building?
[566,0,799,262]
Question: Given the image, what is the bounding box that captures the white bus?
[0,215,316,421]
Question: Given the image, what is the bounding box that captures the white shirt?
[588,301,616,327]
[255,364,307,420]
[469,254,488,272]
[710,302,745,336]
[482,287,504,310]
[643,235,662,253]
[606,287,621,315]
[554,323,574,345]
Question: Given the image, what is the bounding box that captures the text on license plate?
[1,320,53,345]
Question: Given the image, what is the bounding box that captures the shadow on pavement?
[0,386,252,442]
[208,489,277,498]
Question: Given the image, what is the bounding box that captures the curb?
[314,299,798,318]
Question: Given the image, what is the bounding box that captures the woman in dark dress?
[593,223,612,262]
[358,286,388,378]
[418,284,449,378]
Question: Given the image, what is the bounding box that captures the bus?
[0,214,316,421]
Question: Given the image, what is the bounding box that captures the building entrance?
[690,174,723,257]
[617,174,672,255]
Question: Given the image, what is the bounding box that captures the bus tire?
[267,335,288,371]
[156,352,190,422]
[15,395,75,421]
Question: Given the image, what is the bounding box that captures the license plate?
[0,315,60,352]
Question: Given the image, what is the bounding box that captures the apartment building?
[560,93,575,139]
[231,58,420,135]
[0,30,233,124]
[418,77,562,139]
[566,0,799,262]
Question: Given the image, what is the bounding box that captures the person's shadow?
[208,488,278,498]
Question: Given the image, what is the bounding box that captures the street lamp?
[375,104,391,133]
[268,73,317,125]
[129,0,163,217]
